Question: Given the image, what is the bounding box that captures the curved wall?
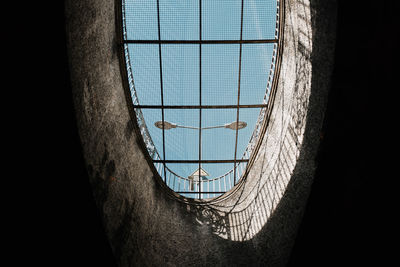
[66,0,336,266]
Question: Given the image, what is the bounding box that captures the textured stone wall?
[66,0,336,266]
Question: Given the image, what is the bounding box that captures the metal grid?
[122,0,282,199]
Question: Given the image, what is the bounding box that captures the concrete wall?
[66,0,336,266]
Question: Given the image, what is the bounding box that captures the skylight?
[121,0,281,199]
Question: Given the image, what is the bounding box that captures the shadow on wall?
[178,0,334,245]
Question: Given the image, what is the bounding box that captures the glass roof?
[122,0,281,199]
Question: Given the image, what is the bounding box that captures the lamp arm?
[175,125,200,130]
[201,125,226,130]
[169,124,244,130]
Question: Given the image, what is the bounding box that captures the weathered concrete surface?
[66,0,336,266]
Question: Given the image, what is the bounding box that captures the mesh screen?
[160,0,199,40]
[128,44,161,105]
[166,163,199,191]
[124,0,158,40]
[162,44,199,105]
[236,108,263,159]
[202,44,240,105]
[202,163,235,181]
[202,0,241,40]
[164,109,199,160]
[123,0,279,198]
[240,44,274,105]
[243,0,278,40]
[201,109,236,160]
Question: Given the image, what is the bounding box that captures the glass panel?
[128,44,161,105]
[207,163,235,196]
[240,43,274,105]
[124,0,280,199]
[162,44,199,105]
[124,0,158,40]
[160,0,199,40]
[164,109,199,160]
[166,163,200,193]
[202,0,241,40]
[243,0,277,40]
[199,163,234,198]
[201,163,234,183]
[202,44,240,105]
[201,109,236,160]
[236,108,263,159]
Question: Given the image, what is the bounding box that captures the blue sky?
[125,0,277,198]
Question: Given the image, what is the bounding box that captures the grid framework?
[121,0,282,199]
